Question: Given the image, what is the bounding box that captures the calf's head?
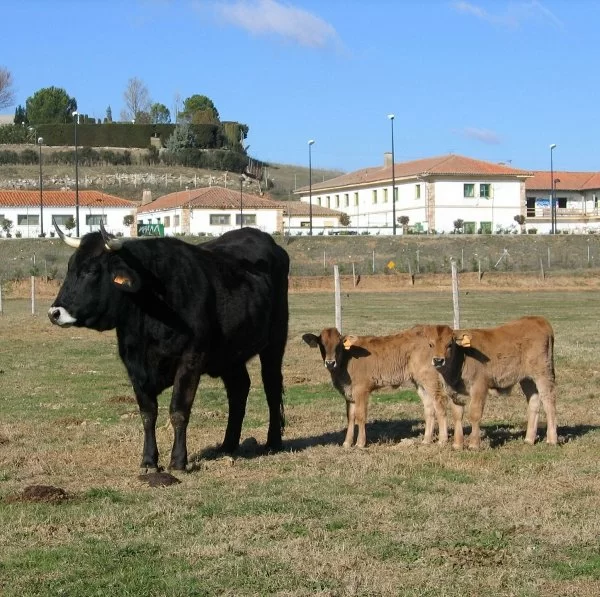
[303,327,362,371]
[421,325,471,370]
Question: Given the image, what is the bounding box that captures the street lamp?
[239,176,244,229]
[308,139,315,236]
[388,114,396,235]
[550,143,557,234]
[37,137,44,237]
[73,110,80,236]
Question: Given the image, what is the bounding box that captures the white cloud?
[459,127,502,144]
[453,0,564,29]
[209,0,340,48]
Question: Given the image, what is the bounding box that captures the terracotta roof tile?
[525,171,600,191]
[137,186,282,213]
[296,154,532,193]
[0,189,136,208]
[276,201,343,217]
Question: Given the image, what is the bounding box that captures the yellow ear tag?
[113,275,131,287]
[343,336,357,350]
[458,334,471,347]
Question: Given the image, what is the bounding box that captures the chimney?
[384,152,392,167]
[141,189,152,205]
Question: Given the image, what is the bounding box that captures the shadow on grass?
[473,423,600,449]
[187,423,600,470]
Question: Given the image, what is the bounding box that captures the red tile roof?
[276,201,343,217]
[296,154,532,194]
[137,186,283,213]
[525,171,600,191]
[0,190,136,208]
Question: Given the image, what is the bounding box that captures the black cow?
[48,221,289,472]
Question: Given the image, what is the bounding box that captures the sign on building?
[137,223,165,237]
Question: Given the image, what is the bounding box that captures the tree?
[105,105,113,123]
[179,94,219,124]
[123,214,135,227]
[121,77,151,122]
[26,86,77,125]
[453,219,464,234]
[14,104,28,125]
[165,123,197,151]
[1,217,13,237]
[339,212,351,227]
[514,214,526,234]
[150,103,171,124]
[64,216,76,235]
[398,215,410,234]
[0,66,15,110]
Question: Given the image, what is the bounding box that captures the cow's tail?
[548,332,556,381]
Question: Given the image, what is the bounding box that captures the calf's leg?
[450,400,465,450]
[467,384,487,450]
[353,387,370,449]
[343,400,356,448]
[538,377,558,445]
[520,378,541,445]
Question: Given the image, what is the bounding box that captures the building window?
[174,215,180,227]
[18,214,40,225]
[210,214,231,225]
[236,214,257,226]
[463,221,476,234]
[86,215,104,226]
[51,214,72,226]
[557,197,567,209]
[383,188,388,203]
[464,184,475,198]
[164,216,171,227]
[316,197,321,206]
[300,221,310,228]
[526,198,536,217]
[480,183,491,198]
[415,184,421,199]
[344,193,349,207]
[335,194,340,208]
[479,221,492,234]
[372,190,377,204]
[393,187,398,202]
[353,192,359,206]
[326,196,331,208]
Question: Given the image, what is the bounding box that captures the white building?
[280,201,345,235]
[137,186,285,235]
[525,171,600,233]
[0,190,137,238]
[295,154,532,234]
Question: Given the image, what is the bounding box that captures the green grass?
[2,289,600,595]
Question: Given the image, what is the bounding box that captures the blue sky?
[2,0,597,173]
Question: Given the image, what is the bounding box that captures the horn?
[99,218,123,251]
[53,217,81,249]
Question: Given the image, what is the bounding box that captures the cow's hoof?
[452,443,463,451]
[342,442,352,449]
[168,462,187,472]
[140,465,162,474]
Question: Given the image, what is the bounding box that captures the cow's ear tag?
[343,335,358,350]
[113,274,133,288]
[456,334,471,347]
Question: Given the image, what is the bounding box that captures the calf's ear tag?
[457,334,471,347]
[343,335,358,350]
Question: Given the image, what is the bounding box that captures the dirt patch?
[138,472,181,487]
[106,395,136,404]
[5,485,70,504]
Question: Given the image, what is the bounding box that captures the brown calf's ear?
[302,333,319,348]
[455,333,471,347]
[343,335,359,350]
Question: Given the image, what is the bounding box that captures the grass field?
[1,289,600,596]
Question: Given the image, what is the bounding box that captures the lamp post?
[308,139,315,235]
[550,143,557,234]
[388,114,396,235]
[73,111,80,236]
[37,136,44,237]
[239,176,244,229]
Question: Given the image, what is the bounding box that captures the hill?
[0,145,344,202]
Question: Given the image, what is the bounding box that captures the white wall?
[0,205,135,238]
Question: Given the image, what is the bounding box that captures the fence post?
[451,259,460,329]
[334,265,342,332]
[0,280,3,315]
[352,262,356,287]
[31,275,36,316]
[372,250,375,273]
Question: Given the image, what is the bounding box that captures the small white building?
[0,190,137,238]
[137,186,284,235]
[525,171,600,233]
[295,153,532,234]
[279,201,346,235]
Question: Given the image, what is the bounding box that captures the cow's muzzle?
[432,357,445,369]
[48,306,76,327]
[325,359,336,371]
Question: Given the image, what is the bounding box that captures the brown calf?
[302,326,449,448]
[429,316,557,449]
